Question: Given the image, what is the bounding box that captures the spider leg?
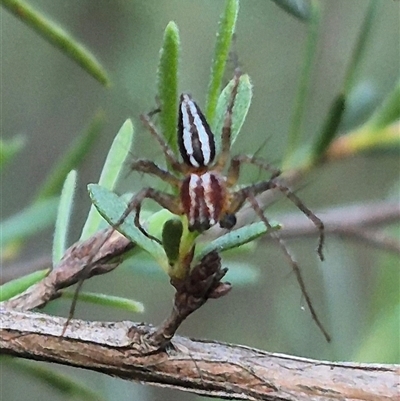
[140,113,185,174]
[215,70,242,171]
[226,154,281,187]
[124,187,183,243]
[246,192,331,342]
[267,180,325,261]
[130,159,180,187]
[227,173,324,261]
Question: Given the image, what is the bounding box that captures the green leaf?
[308,0,381,164]
[36,112,104,200]
[0,268,49,301]
[53,170,77,264]
[284,0,320,167]
[3,357,105,401]
[162,218,183,265]
[0,197,59,248]
[311,94,346,163]
[213,73,253,150]
[88,184,168,272]
[157,21,180,152]
[1,0,110,86]
[342,0,380,94]
[80,119,134,240]
[206,0,239,123]
[271,0,311,21]
[61,291,144,313]
[196,221,280,261]
[0,135,25,170]
[341,81,379,131]
[366,79,400,131]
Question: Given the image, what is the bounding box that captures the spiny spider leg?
[225,158,324,261]
[130,160,180,187]
[245,192,331,343]
[226,154,281,187]
[140,113,185,174]
[125,187,182,243]
[267,180,325,261]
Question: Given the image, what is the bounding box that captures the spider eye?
[219,213,237,229]
[178,94,216,168]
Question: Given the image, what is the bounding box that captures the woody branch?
[1,309,398,401]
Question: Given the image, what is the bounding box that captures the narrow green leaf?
[157,21,180,152]
[3,358,105,401]
[0,135,25,170]
[284,0,320,167]
[271,0,311,21]
[366,79,400,131]
[196,221,280,261]
[0,197,59,247]
[36,112,104,200]
[162,218,183,265]
[1,0,110,86]
[308,0,381,164]
[61,291,144,313]
[206,0,239,123]
[88,184,168,272]
[52,170,77,264]
[0,268,49,301]
[213,73,253,150]
[342,0,380,94]
[311,94,346,163]
[341,81,379,131]
[80,119,134,240]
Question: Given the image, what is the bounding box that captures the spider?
[123,70,324,263]
[119,70,329,341]
[66,70,329,341]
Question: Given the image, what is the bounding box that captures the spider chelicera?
[122,70,324,263]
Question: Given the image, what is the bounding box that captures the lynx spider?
[114,70,328,340]
[63,70,329,341]
[126,71,324,257]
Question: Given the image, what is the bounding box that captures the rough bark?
[1,309,398,401]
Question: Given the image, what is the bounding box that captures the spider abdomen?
[180,171,228,232]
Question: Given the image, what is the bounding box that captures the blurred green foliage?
[1,1,399,400]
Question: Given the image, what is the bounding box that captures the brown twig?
[335,228,400,254]
[274,201,400,237]
[151,251,231,348]
[1,309,398,401]
[1,228,134,311]
[268,201,400,254]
